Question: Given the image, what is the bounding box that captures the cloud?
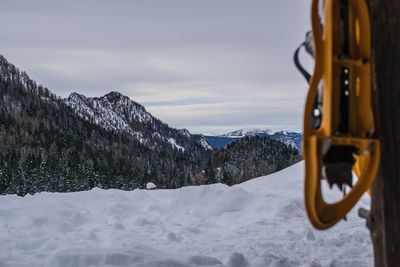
[0,0,312,134]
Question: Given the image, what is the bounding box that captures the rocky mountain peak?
[102,91,129,102]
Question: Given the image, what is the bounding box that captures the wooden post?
[369,0,400,266]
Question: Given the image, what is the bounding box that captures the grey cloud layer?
[0,0,311,134]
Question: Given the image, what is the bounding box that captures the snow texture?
[0,162,373,267]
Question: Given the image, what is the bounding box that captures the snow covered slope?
[0,162,372,267]
[65,91,153,138]
[65,91,211,152]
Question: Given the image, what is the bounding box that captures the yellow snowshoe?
[295,0,380,229]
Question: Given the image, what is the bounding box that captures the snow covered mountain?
[0,162,373,266]
[206,129,302,151]
[0,54,216,193]
[222,128,276,138]
[65,91,211,152]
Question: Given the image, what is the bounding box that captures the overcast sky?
[0,0,312,134]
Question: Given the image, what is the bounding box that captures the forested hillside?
[204,136,300,185]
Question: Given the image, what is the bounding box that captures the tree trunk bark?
[369,1,400,266]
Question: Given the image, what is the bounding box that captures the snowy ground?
[0,162,373,267]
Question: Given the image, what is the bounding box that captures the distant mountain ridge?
[221,128,276,137]
[205,128,302,152]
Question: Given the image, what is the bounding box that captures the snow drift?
[0,162,373,267]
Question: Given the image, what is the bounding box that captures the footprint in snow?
[189,255,223,266]
[32,216,48,227]
[135,218,157,227]
[227,252,248,267]
[167,232,182,243]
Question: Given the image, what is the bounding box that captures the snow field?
[0,162,373,267]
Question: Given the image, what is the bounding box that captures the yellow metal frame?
[304,0,380,229]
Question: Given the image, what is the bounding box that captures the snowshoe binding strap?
[294,31,314,83]
[301,0,380,230]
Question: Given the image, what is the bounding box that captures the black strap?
[293,42,311,83]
